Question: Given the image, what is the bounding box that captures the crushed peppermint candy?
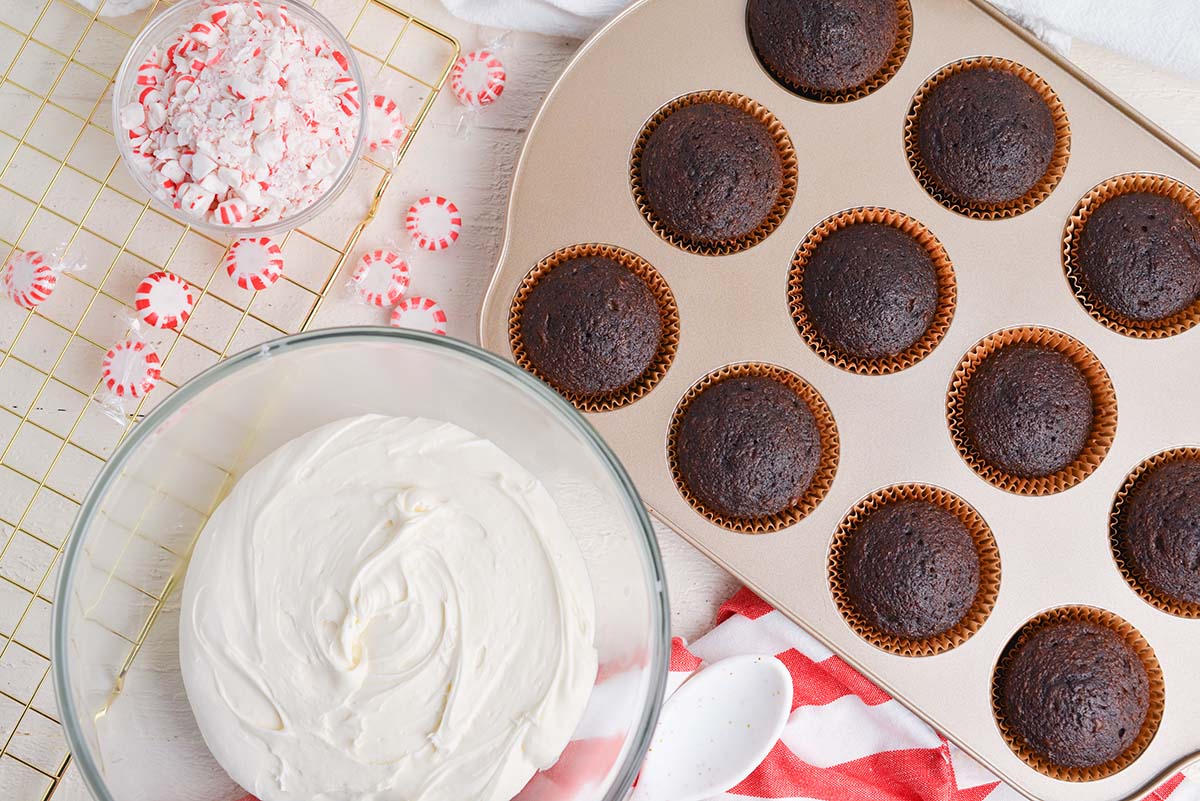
[118,1,361,228]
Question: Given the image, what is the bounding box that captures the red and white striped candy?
[135,271,194,330]
[405,196,462,252]
[366,94,406,153]
[2,251,57,310]
[136,58,164,87]
[188,21,221,47]
[352,250,409,306]
[215,197,247,226]
[101,340,161,399]
[390,296,447,335]
[450,49,506,108]
[226,237,284,291]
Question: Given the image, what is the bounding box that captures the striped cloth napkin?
[661,588,1196,801]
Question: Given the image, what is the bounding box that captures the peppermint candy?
[351,250,410,307]
[366,94,406,153]
[117,2,361,228]
[226,237,284,291]
[390,296,447,335]
[2,251,57,309]
[101,340,161,398]
[450,49,506,108]
[405,196,462,252]
[135,271,195,329]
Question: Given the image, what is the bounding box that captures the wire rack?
[0,0,459,796]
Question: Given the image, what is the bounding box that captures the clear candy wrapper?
[450,33,511,138]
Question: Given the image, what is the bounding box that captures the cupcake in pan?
[1065,174,1200,337]
[789,207,955,374]
[947,327,1116,495]
[1112,448,1200,616]
[669,364,838,533]
[906,57,1069,217]
[829,484,999,656]
[509,244,678,412]
[993,608,1163,780]
[632,91,797,254]
[746,0,912,101]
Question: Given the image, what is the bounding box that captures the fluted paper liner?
[667,363,839,533]
[748,0,913,103]
[991,606,1165,782]
[904,56,1070,219]
[630,90,798,256]
[508,243,680,413]
[788,207,956,374]
[1110,447,1200,618]
[946,327,1116,495]
[1063,173,1200,338]
[828,483,999,657]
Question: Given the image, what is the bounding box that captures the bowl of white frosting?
[53,328,669,801]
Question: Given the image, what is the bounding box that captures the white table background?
[380,0,1200,640]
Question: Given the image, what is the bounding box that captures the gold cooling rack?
[0,1,458,797]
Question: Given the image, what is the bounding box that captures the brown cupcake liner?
[1063,173,1200,339]
[1110,447,1200,618]
[747,0,913,103]
[828,483,1000,657]
[904,56,1071,219]
[991,605,1165,782]
[508,243,680,413]
[630,90,798,256]
[666,362,840,533]
[946,326,1117,496]
[788,207,956,375]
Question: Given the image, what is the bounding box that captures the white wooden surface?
[378,3,1200,640]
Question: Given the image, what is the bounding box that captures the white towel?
[440,0,1200,79]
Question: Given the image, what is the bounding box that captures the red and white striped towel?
[665,588,1195,801]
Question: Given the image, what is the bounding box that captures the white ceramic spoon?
[630,654,793,801]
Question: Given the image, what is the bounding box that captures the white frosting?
[179,415,598,801]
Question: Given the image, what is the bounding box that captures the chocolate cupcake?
[1118,456,1200,606]
[914,65,1057,207]
[747,0,903,98]
[962,344,1093,479]
[1077,192,1200,322]
[801,222,938,360]
[638,100,784,246]
[999,619,1150,770]
[843,500,980,639]
[674,374,822,520]
[518,254,664,398]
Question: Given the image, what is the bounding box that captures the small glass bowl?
[112,0,367,237]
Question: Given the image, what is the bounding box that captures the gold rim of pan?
[828,483,1000,657]
[904,56,1070,219]
[508,243,680,413]
[788,206,956,375]
[945,326,1117,495]
[991,605,1164,781]
[667,362,839,533]
[1063,173,1200,338]
[1109,447,1200,618]
[747,0,913,103]
[630,90,798,256]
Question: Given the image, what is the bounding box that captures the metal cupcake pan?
[478,0,1200,798]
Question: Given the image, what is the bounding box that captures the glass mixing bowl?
[53,329,669,801]
[112,0,367,237]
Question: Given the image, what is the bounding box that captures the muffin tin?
[478,0,1200,798]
